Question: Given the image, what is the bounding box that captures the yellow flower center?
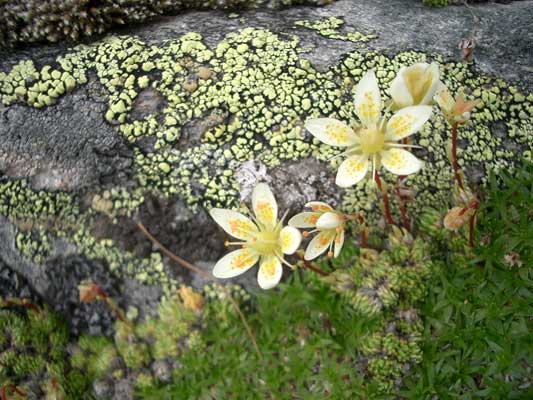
[247,229,280,255]
[359,126,385,154]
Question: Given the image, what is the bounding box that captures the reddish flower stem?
[356,214,368,248]
[451,123,465,191]
[137,221,261,359]
[468,211,477,247]
[3,299,39,313]
[296,252,329,276]
[1,385,26,400]
[458,198,479,216]
[347,214,367,247]
[395,187,410,231]
[374,172,395,225]
[90,285,129,324]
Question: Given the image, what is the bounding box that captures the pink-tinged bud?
[444,206,476,231]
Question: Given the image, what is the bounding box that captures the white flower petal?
[316,212,344,230]
[252,183,278,229]
[335,154,369,188]
[279,226,302,255]
[304,231,335,261]
[420,64,442,105]
[257,255,283,290]
[334,229,345,258]
[305,118,359,147]
[354,70,382,126]
[288,212,321,228]
[385,105,432,141]
[380,148,423,176]
[210,208,258,240]
[212,248,259,279]
[390,67,414,109]
[304,201,333,212]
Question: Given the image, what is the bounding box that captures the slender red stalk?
[374,172,394,225]
[458,198,479,216]
[88,285,129,324]
[137,221,261,359]
[451,123,464,191]
[395,187,410,231]
[468,212,476,247]
[3,299,39,313]
[356,214,367,248]
[1,385,26,400]
[296,252,328,276]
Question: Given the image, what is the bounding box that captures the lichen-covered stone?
[0,0,531,341]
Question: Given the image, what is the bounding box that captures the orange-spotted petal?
[334,229,345,258]
[252,183,278,229]
[305,201,333,212]
[288,212,321,228]
[210,208,259,240]
[304,230,336,261]
[257,255,283,289]
[212,248,259,279]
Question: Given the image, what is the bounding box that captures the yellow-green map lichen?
[295,16,377,43]
[0,24,532,283]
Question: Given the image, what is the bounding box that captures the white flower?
[289,202,346,261]
[390,62,444,109]
[209,183,302,290]
[306,70,432,188]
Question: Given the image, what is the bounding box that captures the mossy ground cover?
[138,162,532,399]
[402,162,533,399]
[1,162,531,398]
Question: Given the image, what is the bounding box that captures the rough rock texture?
[0,0,532,335]
[0,0,333,47]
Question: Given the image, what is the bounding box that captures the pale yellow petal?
[380,148,423,176]
[257,255,283,290]
[334,229,345,258]
[279,226,302,255]
[316,212,344,230]
[288,212,321,228]
[210,208,258,240]
[252,183,278,229]
[305,118,359,147]
[335,154,369,188]
[385,105,432,141]
[304,230,335,261]
[354,70,382,126]
[420,64,442,105]
[212,248,259,279]
[389,67,414,109]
